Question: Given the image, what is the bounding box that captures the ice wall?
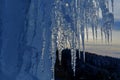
[0,0,53,80]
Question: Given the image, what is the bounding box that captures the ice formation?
[0,0,114,80]
[51,0,114,77]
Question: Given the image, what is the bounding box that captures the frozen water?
[0,0,114,80]
[51,0,114,76]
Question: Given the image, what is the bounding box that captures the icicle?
[75,0,81,59]
[101,27,103,41]
[86,23,89,41]
[51,27,57,80]
[106,0,109,9]
[111,0,114,12]
[81,24,85,62]
[92,24,95,40]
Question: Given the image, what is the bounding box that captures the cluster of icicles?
[51,0,114,79]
